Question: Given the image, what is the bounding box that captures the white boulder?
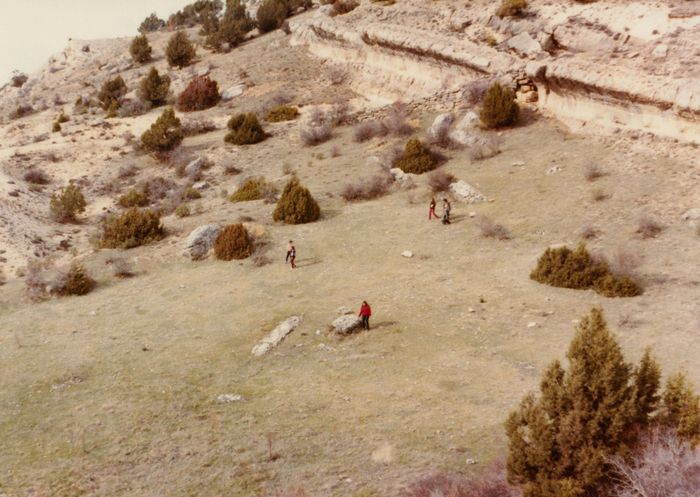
[182,224,220,260]
[449,180,485,204]
[251,316,301,357]
[332,314,362,335]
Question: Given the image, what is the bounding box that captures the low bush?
[273,178,320,224]
[214,223,253,260]
[166,31,196,68]
[331,0,359,15]
[141,108,183,153]
[480,82,519,129]
[139,12,165,33]
[530,243,642,297]
[383,102,413,136]
[224,113,267,145]
[393,138,438,174]
[257,0,288,33]
[54,262,96,296]
[57,112,69,123]
[118,187,150,208]
[584,163,605,181]
[326,66,347,85]
[9,104,34,120]
[353,120,387,142]
[52,122,61,133]
[107,255,134,278]
[177,76,220,112]
[50,184,86,223]
[100,208,165,249]
[24,169,50,185]
[477,215,511,240]
[496,0,527,17]
[230,177,277,202]
[139,68,170,107]
[428,170,456,193]
[182,117,216,136]
[591,188,608,202]
[300,122,332,146]
[637,214,663,239]
[340,173,393,202]
[266,105,299,122]
[175,203,191,217]
[406,461,518,497]
[98,76,127,110]
[129,34,152,63]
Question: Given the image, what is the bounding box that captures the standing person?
[289,241,296,269]
[428,197,437,220]
[442,198,451,225]
[285,240,293,264]
[359,301,372,330]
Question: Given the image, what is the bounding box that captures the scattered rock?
[681,208,700,226]
[449,180,485,204]
[427,113,453,141]
[469,211,477,217]
[527,321,538,328]
[331,314,362,335]
[512,160,525,167]
[185,157,206,177]
[221,83,246,101]
[401,250,413,258]
[217,394,245,403]
[336,306,353,315]
[466,458,477,465]
[652,44,668,59]
[389,168,415,188]
[251,316,301,356]
[317,3,336,17]
[546,165,562,175]
[506,32,542,58]
[182,224,220,260]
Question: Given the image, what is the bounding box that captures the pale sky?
[0,0,194,84]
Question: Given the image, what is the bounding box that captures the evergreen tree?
[129,34,153,64]
[140,108,183,153]
[659,373,700,446]
[506,308,638,497]
[139,68,171,107]
[166,31,196,68]
[272,177,320,224]
[633,347,661,426]
[480,82,519,129]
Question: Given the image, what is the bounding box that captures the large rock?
[427,113,453,141]
[389,168,415,189]
[681,208,700,226]
[331,314,362,335]
[182,224,220,260]
[252,316,301,356]
[506,32,542,58]
[449,180,485,204]
[221,83,246,101]
[448,111,480,145]
[185,157,207,177]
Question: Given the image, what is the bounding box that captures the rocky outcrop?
[182,225,220,261]
[331,314,362,334]
[449,181,485,204]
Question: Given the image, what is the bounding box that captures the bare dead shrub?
[579,224,600,240]
[353,120,388,142]
[468,134,503,161]
[118,99,150,118]
[326,66,347,85]
[182,118,217,136]
[405,460,519,497]
[427,117,455,149]
[340,173,394,201]
[636,214,663,239]
[609,430,700,497]
[478,215,511,240]
[118,164,138,179]
[591,188,608,202]
[301,122,332,146]
[584,163,605,181]
[428,170,456,193]
[224,164,241,175]
[463,79,492,106]
[106,254,135,278]
[608,245,642,278]
[383,101,412,136]
[24,169,50,185]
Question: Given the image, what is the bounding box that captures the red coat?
[359,304,372,317]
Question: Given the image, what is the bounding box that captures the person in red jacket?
[359,301,372,330]
[428,197,437,220]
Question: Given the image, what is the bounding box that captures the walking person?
[442,198,451,225]
[428,197,437,220]
[285,240,293,264]
[359,301,372,330]
[288,241,296,269]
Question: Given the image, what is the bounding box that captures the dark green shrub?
[229,177,277,202]
[118,187,149,208]
[138,12,165,33]
[207,0,255,50]
[9,104,34,119]
[177,76,220,112]
[52,122,61,133]
[141,108,183,153]
[50,184,86,223]
[530,243,643,297]
[480,82,519,129]
[139,68,171,106]
[100,208,165,249]
[393,138,438,174]
[272,178,320,224]
[98,76,127,110]
[129,34,153,64]
[56,262,96,296]
[57,112,69,123]
[175,203,191,217]
[224,113,267,145]
[166,31,196,68]
[266,104,299,122]
[214,223,253,260]
[257,0,288,33]
[496,0,527,17]
[184,187,201,200]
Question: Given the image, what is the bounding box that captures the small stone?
[469,211,476,218]
[402,250,414,258]
[216,394,245,403]
[512,160,525,167]
[527,321,538,328]
[337,306,353,315]
[468,308,475,313]
[466,458,477,465]
[546,165,562,174]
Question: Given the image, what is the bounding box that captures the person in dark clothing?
[359,301,372,330]
[442,198,451,225]
[289,242,296,269]
[285,240,293,264]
